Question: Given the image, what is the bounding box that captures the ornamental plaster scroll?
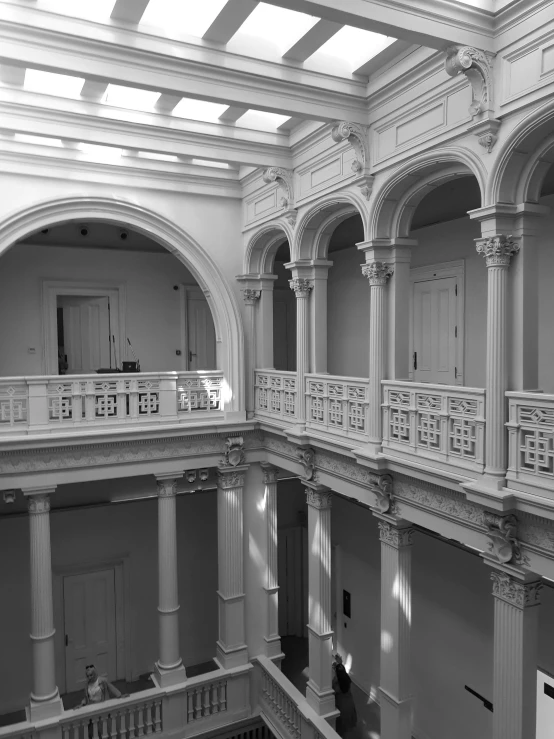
[484,512,529,566]
[361,262,394,286]
[476,235,520,267]
[297,446,316,481]
[369,473,396,514]
[305,487,332,510]
[157,478,178,497]
[242,289,261,305]
[27,494,50,514]
[490,571,542,608]
[330,121,373,200]
[378,520,414,548]
[217,469,246,490]
[394,478,486,527]
[220,436,245,467]
[289,278,313,298]
[444,45,500,151]
[262,167,298,227]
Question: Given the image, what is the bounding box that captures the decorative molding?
[297,446,316,481]
[27,494,50,514]
[157,478,178,497]
[262,166,298,226]
[361,262,394,286]
[242,288,261,305]
[217,468,246,490]
[221,436,245,467]
[394,478,485,527]
[261,463,279,485]
[371,473,395,514]
[305,487,332,510]
[378,520,414,548]
[490,571,542,608]
[518,515,554,553]
[289,278,313,298]
[476,235,520,267]
[330,121,372,199]
[484,512,529,566]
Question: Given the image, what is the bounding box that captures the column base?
[378,687,412,739]
[153,660,187,687]
[305,680,337,718]
[215,641,249,670]
[27,690,63,721]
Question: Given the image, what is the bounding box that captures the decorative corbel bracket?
[330,121,373,200]
[220,436,245,468]
[445,45,500,151]
[262,166,298,226]
[484,512,529,566]
[368,473,396,514]
[297,445,316,482]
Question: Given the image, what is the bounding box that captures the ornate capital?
[262,167,294,208]
[361,262,394,286]
[217,469,246,490]
[297,446,316,481]
[445,45,494,117]
[157,478,178,497]
[221,436,245,467]
[491,571,542,608]
[289,278,313,298]
[27,494,50,514]
[242,289,261,306]
[485,512,528,565]
[378,520,414,548]
[476,235,519,267]
[331,121,369,172]
[261,463,279,485]
[305,488,332,510]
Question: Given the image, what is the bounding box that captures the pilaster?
[286,266,314,427]
[241,288,261,419]
[260,463,282,662]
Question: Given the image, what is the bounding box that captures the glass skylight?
[36,0,117,22]
[25,69,84,99]
[79,143,123,163]
[103,84,160,111]
[236,110,290,132]
[172,98,228,123]
[191,159,231,169]
[13,133,64,147]
[305,26,395,76]
[137,151,180,162]
[227,3,318,60]
[140,0,228,38]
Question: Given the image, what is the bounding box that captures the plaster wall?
[537,194,554,394]
[0,492,218,715]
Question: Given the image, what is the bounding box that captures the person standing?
[332,656,358,738]
[77,664,123,706]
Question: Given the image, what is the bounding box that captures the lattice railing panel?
[507,392,554,492]
[305,374,369,440]
[176,373,223,413]
[254,370,297,422]
[0,382,28,427]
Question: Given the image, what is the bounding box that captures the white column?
[362,261,394,455]
[476,235,520,488]
[310,261,333,374]
[490,566,542,739]
[242,288,261,419]
[154,474,187,687]
[257,275,278,369]
[376,517,414,739]
[305,484,336,717]
[289,278,313,426]
[261,463,282,660]
[24,488,63,721]
[216,465,249,669]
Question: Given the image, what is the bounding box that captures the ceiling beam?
[80,79,109,100]
[218,105,249,123]
[282,19,343,62]
[203,0,259,44]
[155,93,181,113]
[0,3,368,123]
[277,117,302,132]
[263,0,496,51]
[0,62,25,85]
[110,0,151,24]
[353,39,413,77]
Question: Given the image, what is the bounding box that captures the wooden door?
[186,289,216,370]
[60,296,111,374]
[63,569,117,692]
[413,277,458,385]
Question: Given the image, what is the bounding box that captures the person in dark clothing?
[332,657,357,738]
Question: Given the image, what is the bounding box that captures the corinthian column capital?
[362,262,394,286]
[242,289,261,305]
[476,235,520,267]
[289,278,313,298]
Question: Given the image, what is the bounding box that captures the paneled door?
[278,525,307,638]
[60,296,111,374]
[186,288,216,370]
[63,569,117,692]
[412,277,458,385]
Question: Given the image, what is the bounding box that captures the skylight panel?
[79,143,123,163]
[172,98,228,123]
[25,69,84,99]
[137,151,180,162]
[36,0,117,22]
[191,159,231,169]
[227,3,318,59]
[236,110,290,132]
[103,84,160,111]
[306,26,395,76]
[140,0,228,38]
[14,133,64,147]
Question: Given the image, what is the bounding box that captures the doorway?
[63,569,117,692]
[278,525,308,638]
[57,296,112,374]
[180,286,217,370]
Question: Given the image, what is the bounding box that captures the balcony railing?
[382,381,486,475]
[0,371,224,434]
[507,391,554,495]
[305,374,369,442]
[254,370,298,424]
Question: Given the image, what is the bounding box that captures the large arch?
[489,100,554,205]
[369,147,487,240]
[0,195,245,414]
[243,221,291,275]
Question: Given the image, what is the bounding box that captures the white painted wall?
[538,195,554,394]
[0,491,218,715]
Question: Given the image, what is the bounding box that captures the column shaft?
[289,278,313,425]
[261,464,281,659]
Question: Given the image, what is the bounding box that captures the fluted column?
[242,289,261,419]
[261,463,282,660]
[305,484,336,717]
[154,474,187,687]
[362,262,394,455]
[25,488,63,720]
[216,465,249,668]
[476,235,520,487]
[289,278,313,426]
[376,517,414,739]
[490,565,542,739]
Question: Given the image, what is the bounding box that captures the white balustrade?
[305,374,369,441]
[506,391,554,494]
[382,381,485,475]
[254,371,298,423]
[60,694,162,739]
[0,371,224,434]
[186,679,227,722]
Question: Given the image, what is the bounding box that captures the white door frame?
[53,555,132,694]
[179,284,217,370]
[42,280,127,374]
[409,260,465,386]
